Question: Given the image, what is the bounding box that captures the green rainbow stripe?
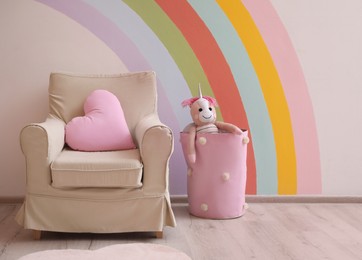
[218,0,297,194]
[123,0,222,120]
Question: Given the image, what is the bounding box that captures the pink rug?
[18,243,191,260]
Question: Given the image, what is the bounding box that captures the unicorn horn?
[198,83,203,98]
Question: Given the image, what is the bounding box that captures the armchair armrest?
[20,117,65,192]
[134,114,174,194]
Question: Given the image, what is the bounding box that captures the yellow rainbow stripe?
[217,0,297,194]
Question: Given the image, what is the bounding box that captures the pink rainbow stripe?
[242,0,322,193]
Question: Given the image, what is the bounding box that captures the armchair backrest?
[48,71,157,134]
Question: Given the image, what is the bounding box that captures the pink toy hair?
[181,96,218,108]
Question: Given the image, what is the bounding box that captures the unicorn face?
[181,84,218,126]
[190,98,216,125]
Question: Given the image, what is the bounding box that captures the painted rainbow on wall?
[36,0,321,195]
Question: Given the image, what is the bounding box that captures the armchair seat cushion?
[51,148,143,188]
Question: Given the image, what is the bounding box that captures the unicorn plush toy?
[181,84,249,163]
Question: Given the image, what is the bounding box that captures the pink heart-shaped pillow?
[65,90,136,151]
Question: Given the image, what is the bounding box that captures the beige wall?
[271,0,362,195]
[1,0,362,198]
[0,1,126,198]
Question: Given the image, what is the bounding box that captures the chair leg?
[33,230,41,240]
[155,231,163,239]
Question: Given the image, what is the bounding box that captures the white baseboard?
[1,195,362,204]
[170,195,362,204]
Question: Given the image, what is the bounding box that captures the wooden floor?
[1,203,362,260]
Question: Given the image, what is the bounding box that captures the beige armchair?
[16,71,176,239]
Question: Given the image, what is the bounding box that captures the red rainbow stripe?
[156,0,256,194]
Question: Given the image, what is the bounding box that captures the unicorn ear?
[181,97,198,107]
[198,83,203,98]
